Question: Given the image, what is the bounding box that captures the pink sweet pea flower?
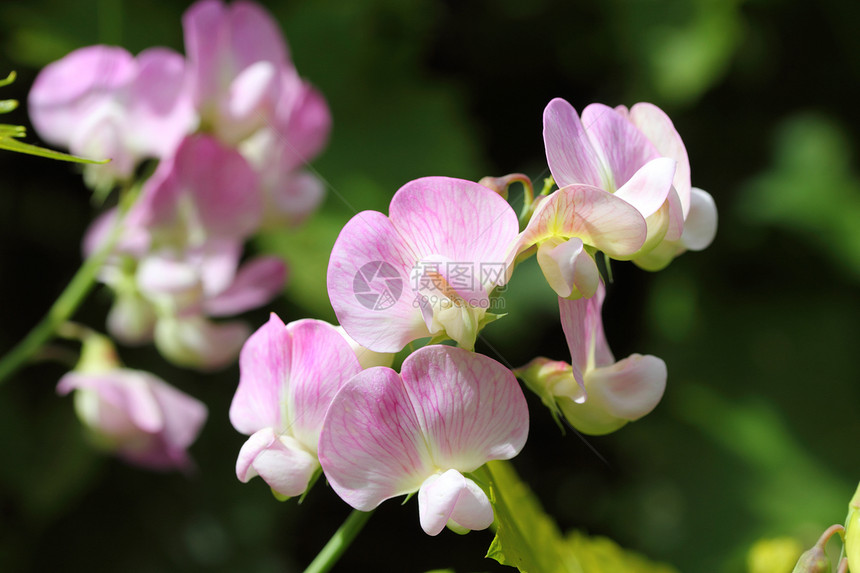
[57,335,206,471]
[184,0,330,150]
[543,98,716,270]
[28,45,195,188]
[517,282,666,435]
[184,0,331,224]
[318,345,529,535]
[133,134,263,247]
[512,183,648,299]
[134,243,287,370]
[229,314,362,499]
[83,207,286,369]
[183,0,287,144]
[328,176,519,353]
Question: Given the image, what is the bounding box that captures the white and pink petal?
[543,98,604,188]
[236,428,318,499]
[319,366,435,511]
[418,469,494,536]
[229,313,291,435]
[399,345,528,472]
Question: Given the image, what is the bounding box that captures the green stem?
[303,509,374,573]
[0,206,128,385]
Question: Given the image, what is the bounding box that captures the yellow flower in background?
[746,537,803,573]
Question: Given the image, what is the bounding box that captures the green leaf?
[564,532,679,573]
[481,461,679,573]
[0,124,110,163]
[480,461,583,573]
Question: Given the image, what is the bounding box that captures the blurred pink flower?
[134,134,263,246]
[57,336,206,471]
[83,151,286,370]
[28,45,195,188]
[183,0,332,227]
[319,345,528,535]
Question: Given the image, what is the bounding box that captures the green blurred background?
[1,0,859,571]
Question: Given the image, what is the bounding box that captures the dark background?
[1,0,859,571]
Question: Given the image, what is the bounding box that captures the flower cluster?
[229,96,716,536]
[31,0,330,370]
[35,0,330,471]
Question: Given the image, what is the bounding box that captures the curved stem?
[0,205,128,384]
[303,509,374,573]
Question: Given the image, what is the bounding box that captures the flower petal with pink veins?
[389,177,518,280]
[320,346,528,526]
[516,184,647,259]
[205,256,287,317]
[319,366,435,511]
[229,313,291,434]
[328,211,430,353]
[559,284,615,388]
[282,319,362,448]
[580,103,660,190]
[399,345,528,473]
[543,98,604,188]
[229,316,361,452]
[418,470,494,536]
[629,102,692,216]
[236,428,318,498]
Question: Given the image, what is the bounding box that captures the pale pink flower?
[328,176,519,352]
[133,134,263,247]
[543,98,716,271]
[183,0,329,147]
[28,45,195,188]
[229,314,362,499]
[517,282,666,435]
[318,345,529,536]
[512,184,648,299]
[82,137,286,369]
[57,336,206,471]
[183,0,331,226]
[129,242,285,370]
